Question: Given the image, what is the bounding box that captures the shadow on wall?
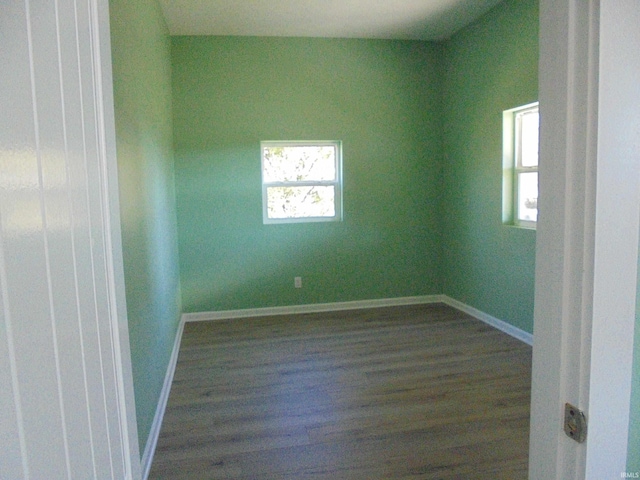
[176,141,438,314]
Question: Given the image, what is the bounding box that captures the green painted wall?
[109,0,182,454]
[172,37,444,312]
[441,0,538,334]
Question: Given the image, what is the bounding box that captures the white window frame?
[502,102,539,229]
[261,140,343,224]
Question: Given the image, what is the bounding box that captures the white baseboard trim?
[181,294,533,346]
[182,295,446,323]
[140,316,186,480]
[441,296,533,346]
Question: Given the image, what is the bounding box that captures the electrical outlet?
[294,277,302,288]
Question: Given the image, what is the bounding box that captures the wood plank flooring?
[149,303,532,479]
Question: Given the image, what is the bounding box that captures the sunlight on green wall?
[441,0,538,334]
[109,0,182,455]
[172,37,444,312]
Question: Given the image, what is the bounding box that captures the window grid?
[503,102,539,229]
[514,106,539,227]
[261,141,342,224]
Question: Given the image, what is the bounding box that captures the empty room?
[110,1,540,476]
[2,0,639,479]
[121,1,539,476]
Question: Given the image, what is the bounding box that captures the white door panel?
[0,1,139,478]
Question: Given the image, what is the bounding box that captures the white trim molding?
[140,319,185,480]
[182,295,533,347]
[531,1,640,478]
[96,0,142,475]
[441,297,533,346]
[182,295,445,322]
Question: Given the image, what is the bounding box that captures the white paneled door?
[0,1,140,479]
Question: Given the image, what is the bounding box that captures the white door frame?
[530,0,639,478]
[96,0,143,477]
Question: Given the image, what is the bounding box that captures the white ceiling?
[158,0,505,41]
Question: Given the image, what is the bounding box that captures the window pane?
[517,172,538,223]
[263,146,336,182]
[519,109,539,167]
[267,186,335,219]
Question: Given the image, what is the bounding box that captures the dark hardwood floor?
[148,303,532,479]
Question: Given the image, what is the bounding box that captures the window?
[503,103,539,228]
[261,141,342,224]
